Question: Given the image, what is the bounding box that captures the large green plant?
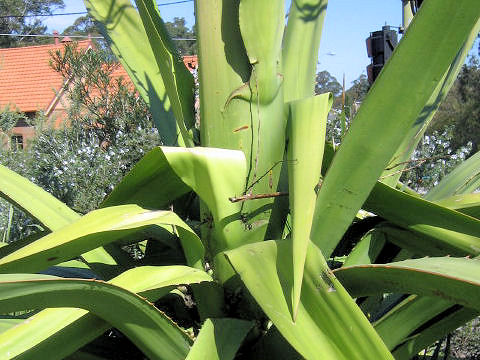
[1,0,480,359]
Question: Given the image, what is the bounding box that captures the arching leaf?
[0,205,204,273]
[310,1,480,258]
[0,274,192,360]
[185,318,252,360]
[0,266,212,360]
[335,257,480,311]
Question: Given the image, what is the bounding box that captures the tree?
[0,0,64,48]
[0,44,160,242]
[429,57,480,157]
[62,15,98,36]
[315,70,342,96]
[346,73,370,104]
[1,1,480,359]
[323,74,370,145]
[164,17,196,55]
[50,43,153,147]
[399,126,472,193]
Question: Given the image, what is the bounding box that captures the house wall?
[12,125,35,148]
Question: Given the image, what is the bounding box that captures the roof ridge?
[0,39,91,52]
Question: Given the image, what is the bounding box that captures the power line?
[0,0,194,19]
[0,33,196,41]
[0,33,102,39]
[0,12,86,19]
[157,0,193,6]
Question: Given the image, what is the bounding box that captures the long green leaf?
[0,164,78,230]
[0,165,118,279]
[283,0,328,102]
[0,274,191,360]
[335,257,480,311]
[310,1,480,258]
[101,147,190,209]
[0,205,204,273]
[185,318,252,360]
[365,224,455,258]
[433,193,480,219]
[287,94,331,319]
[238,0,284,104]
[425,150,480,201]
[195,1,287,255]
[381,20,480,186]
[135,0,195,146]
[373,295,453,350]
[84,0,178,145]
[225,240,393,359]
[363,182,480,256]
[103,146,248,254]
[343,229,387,267]
[392,307,478,360]
[244,326,301,360]
[0,266,212,360]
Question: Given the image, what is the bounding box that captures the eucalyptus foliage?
[1,1,480,359]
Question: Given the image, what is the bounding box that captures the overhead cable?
[0,33,196,41]
[0,0,194,19]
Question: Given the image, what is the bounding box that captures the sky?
[42,1,474,87]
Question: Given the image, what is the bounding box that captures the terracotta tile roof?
[0,40,92,113]
[0,40,198,114]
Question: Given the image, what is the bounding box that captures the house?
[0,36,198,149]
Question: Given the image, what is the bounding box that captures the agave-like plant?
[1,0,480,359]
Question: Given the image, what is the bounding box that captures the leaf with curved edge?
[373,295,453,350]
[84,0,179,146]
[0,274,192,360]
[287,94,331,319]
[283,0,328,102]
[363,181,480,256]
[225,240,393,360]
[392,307,478,360]
[106,146,248,253]
[337,257,480,354]
[244,326,302,360]
[433,193,480,219]
[375,158,480,340]
[309,1,480,258]
[161,147,247,252]
[101,147,191,209]
[40,261,99,280]
[0,205,204,273]
[425,150,480,201]
[0,266,212,360]
[185,318,252,360]
[0,164,118,279]
[103,147,231,316]
[109,265,212,298]
[381,20,480,186]
[371,294,476,357]
[335,257,480,311]
[343,229,386,267]
[343,228,478,352]
[238,0,284,104]
[367,224,461,258]
[135,0,195,146]
[0,164,78,230]
[195,3,286,237]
